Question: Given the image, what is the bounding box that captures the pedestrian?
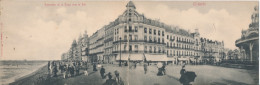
[114,70,124,85]
[68,65,72,78]
[134,62,137,69]
[162,62,166,75]
[84,68,88,76]
[124,62,128,66]
[103,72,116,85]
[71,65,75,77]
[53,64,58,77]
[47,61,51,74]
[63,64,67,79]
[49,62,53,75]
[75,64,80,76]
[157,62,163,76]
[93,63,97,71]
[143,63,148,74]
[179,65,197,85]
[100,66,106,79]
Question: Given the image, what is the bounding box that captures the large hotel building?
[88,1,225,64]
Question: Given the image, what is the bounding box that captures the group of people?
[97,65,124,85]
[47,61,89,78]
[48,61,58,77]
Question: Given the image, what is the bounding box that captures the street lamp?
[119,37,122,67]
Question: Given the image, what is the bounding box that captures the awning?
[116,53,144,61]
[178,58,189,61]
[189,58,196,61]
[167,57,176,61]
[145,54,167,61]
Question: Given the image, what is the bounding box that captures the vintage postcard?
[0,0,259,85]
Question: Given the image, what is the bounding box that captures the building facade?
[235,6,259,63]
[87,1,225,64]
[61,31,89,61]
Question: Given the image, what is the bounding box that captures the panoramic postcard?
[0,0,259,85]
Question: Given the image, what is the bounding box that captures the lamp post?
[119,37,122,67]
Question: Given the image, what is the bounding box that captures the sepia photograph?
[0,0,259,85]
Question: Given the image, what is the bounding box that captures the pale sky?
[0,0,258,60]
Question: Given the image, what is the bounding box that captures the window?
[134,35,138,41]
[154,46,156,53]
[158,47,161,53]
[162,47,165,53]
[129,35,132,41]
[167,42,169,47]
[149,28,152,34]
[144,28,147,33]
[144,46,147,53]
[154,37,157,42]
[129,19,131,22]
[117,28,119,34]
[149,46,152,53]
[129,45,132,52]
[154,29,156,35]
[162,31,164,36]
[170,42,172,47]
[170,36,172,40]
[124,44,127,51]
[144,35,147,42]
[129,26,132,32]
[158,30,160,35]
[162,38,164,43]
[135,45,138,52]
[124,26,127,32]
[124,35,127,40]
[158,38,160,43]
[115,29,117,35]
[167,35,169,39]
[149,36,152,42]
[167,50,168,55]
[135,26,138,32]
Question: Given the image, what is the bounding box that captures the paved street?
[98,64,258,85]
[10,64,258,85]
[63,64,258,85]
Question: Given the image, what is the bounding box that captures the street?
[11,63,257,85]
[61,64,257,85]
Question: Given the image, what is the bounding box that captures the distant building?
[235,6,259,63]
[88,1,225,64]
[61,53,67,60]
[88,28,105,63]
[61,31,89,61]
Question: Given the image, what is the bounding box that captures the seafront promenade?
[9,63,258,85]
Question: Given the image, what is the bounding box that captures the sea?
[0,60,47,85]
